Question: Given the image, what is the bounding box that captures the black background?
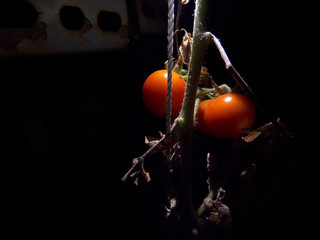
[2,0,318,239]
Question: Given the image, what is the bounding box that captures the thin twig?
[210,33,291,139]
[121,120,178,182]
[121,158,139,182]
[210,33,260,110]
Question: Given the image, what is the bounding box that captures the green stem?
[177,0,212,228]
[196,190,215,217]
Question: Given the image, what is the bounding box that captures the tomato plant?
[142,70,186,118]
[204,93,256,139]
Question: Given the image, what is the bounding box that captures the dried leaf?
[216,188,226,203]
[165,197,178,218]
[241,119,295,145]
[179,30,192,65]
[144,132,167,154]
[218,204,231,219]
[133,175,140,186]
[199,66,210,87]
[242,130,262,143]
[145,136,160,148]
[182,0,190,4]
[141,168,151,182]
[130,171,142,186]
[207,203,232,233]
[209,76,228,95]
[169,197,177,210]
[207,212,221,224]
[164,58,177,70]
[203,197,214,210]
[217,204,232,233]
[130,168,151,186]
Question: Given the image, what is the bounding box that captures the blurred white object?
[0,0,166,55]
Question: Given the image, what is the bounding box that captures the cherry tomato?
[195,99,213,134]
[204,93,256,139]
[142,70,186,118]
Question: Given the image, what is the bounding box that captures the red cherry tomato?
[142,70,186,118]
[204,93,256,139]
[195,99,213,134]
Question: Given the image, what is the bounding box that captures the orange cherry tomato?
[142,70,186,118]
[204,93,256,139]
[195,99,213,134]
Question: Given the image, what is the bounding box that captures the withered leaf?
[182,0,190,4]
[218,204,231,218]
[130,169,151,186]
[207,203,231,229]
[179,30,192,65]
[130,171,143,186]
[141,167,151,182]
[164,58,177,70]
[145,136,160,148]
[145,133,166,154]
[207,212,221,224]
[200,66,210,87]
[241,119,292,144]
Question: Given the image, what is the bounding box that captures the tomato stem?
[177,0,212,230]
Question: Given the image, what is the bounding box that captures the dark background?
[2,0,318,239]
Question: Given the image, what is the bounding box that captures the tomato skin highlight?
[195,99,213,134]
[142,70,186,118]
[204,93,256,139]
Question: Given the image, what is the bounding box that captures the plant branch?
[211,34,292,138]
[211,34,259,106]
[177,0,212,228]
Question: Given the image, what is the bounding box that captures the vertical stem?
[177,0,212,229]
